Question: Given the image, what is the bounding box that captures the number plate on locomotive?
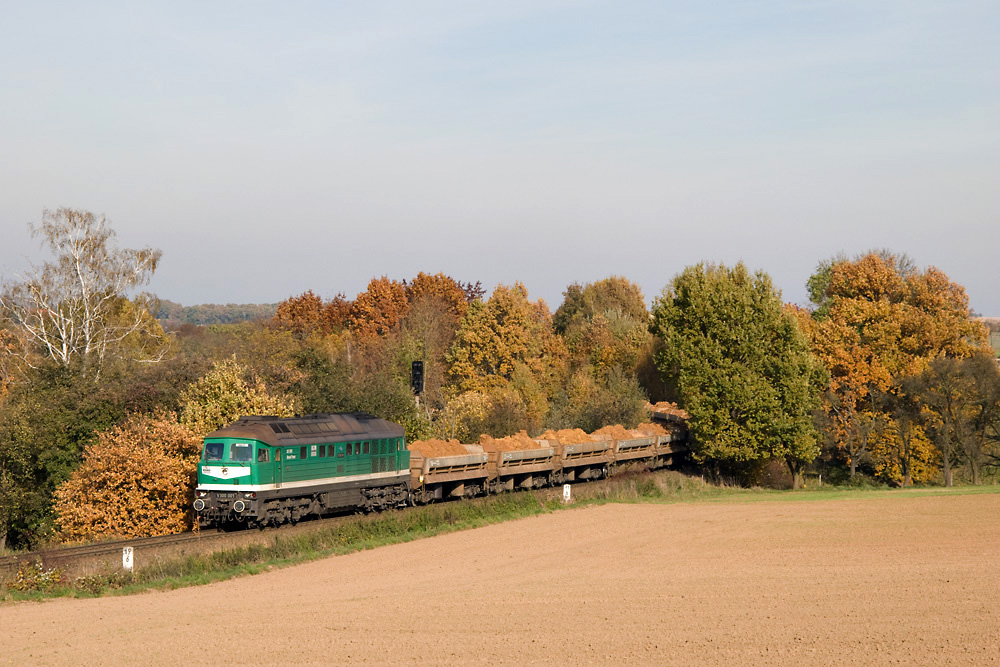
[215,492,236,499]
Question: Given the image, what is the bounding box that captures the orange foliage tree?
[348,277,410,340]
[274,289,350,336]
[52,414,201,541]
[404,272,470,320]
[803,252,987,483]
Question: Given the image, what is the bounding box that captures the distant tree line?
[157,300,277,326]
[1,209,999,550]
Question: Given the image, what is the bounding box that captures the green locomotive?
[193,413,410,528]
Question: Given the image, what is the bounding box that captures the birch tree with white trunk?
[0,208,165,379]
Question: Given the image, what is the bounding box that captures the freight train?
[192,411,687,529]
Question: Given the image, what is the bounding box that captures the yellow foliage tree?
[179,357,297,436]
[868,419,939,485]
[53,414,201,541]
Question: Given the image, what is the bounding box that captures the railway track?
[0,529,233,577]
[0,510,364,580]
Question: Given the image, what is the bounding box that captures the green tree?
[905,352,1000,486]
[651,263,824,486]
[548,367,649,433]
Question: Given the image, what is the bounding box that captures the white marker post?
[122,546,134,573]
[563,484,571,504]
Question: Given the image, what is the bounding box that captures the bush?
[53,413,201,541]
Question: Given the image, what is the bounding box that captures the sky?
[2,1,999,313]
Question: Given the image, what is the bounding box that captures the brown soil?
[478,431,543,452]
[647,401,690,419]
[538,428,601,444]
[407,438,470,457]
[3,494,999,665]
[591,424,645,440]
[634,421,668,436]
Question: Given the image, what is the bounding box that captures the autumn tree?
[404,272,471,320]
[446,283,567,429]
[0,209,166,379]
[803,252,987,483]
[554,276,650,381]
[52,414,201,541]
[448,283,566,389]
[273,290,350,336]
[179,357,297,436]
[393,273,477,411]
[347,277,410,340]
[651,263,824,486]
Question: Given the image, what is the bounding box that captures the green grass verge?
[4,471,998,601]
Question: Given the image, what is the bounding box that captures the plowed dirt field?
[3,493,999,665]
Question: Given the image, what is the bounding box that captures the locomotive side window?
[205,442,224,461]
[300,446,307,459]
[319,445,326,458]
[257,448,269,463]
[347,443,353,456]
[363,441,370,454]
[231,443,252,462]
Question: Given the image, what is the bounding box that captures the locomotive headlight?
[233,500,246,512]
[243,492,256,500]
[193,499,206,511]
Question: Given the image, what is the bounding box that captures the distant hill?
[157,299,278,326]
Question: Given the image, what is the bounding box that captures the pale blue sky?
[2,1,998,313]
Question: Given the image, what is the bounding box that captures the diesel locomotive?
[193,411,688,529]
[193,412,410,528]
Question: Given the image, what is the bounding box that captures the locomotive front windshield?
[204,442,224,461]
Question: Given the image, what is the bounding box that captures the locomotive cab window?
[257,448,269,463]
[230,443,252,462]
[204,442,224,461]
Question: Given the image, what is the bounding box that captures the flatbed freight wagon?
[409,446,489,502]
[488,445,557,492]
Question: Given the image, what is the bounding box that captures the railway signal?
[411,360,424,395]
